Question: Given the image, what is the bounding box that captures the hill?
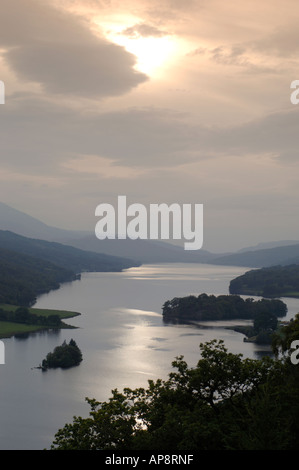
[3,201,299,266]
[209,243,299,268]
[237,240,299,252]
[64,235,216,264]
[0,202,216,264]
[229,264,299,298]
[0,247,76,306]
[0,230,139,273]
[0,201,87,241]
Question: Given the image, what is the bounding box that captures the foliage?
[50,337,299,450]
[272,313,299,357]
[162,293,287,323]
[42,339,82,370]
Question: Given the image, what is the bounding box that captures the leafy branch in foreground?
[50,337,299,450]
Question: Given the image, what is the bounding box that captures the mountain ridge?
[0,201,216,264]
[0,230,138,272]
[210,243,299,268]
[2,201,299,266]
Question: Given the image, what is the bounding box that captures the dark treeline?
[0,306,62,327]
[229,264,299,297]
[162,293,287,323]
[0,247,76,306]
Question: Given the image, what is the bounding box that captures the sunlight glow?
[112,34,176,75]
[95,18,177,76]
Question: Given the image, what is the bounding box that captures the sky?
[0,0,299,252]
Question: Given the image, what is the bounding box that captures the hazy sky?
[0,0,299,252]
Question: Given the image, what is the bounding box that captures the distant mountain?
[0,230,138,273]
[3,201,299,267]
[0,202,216,264]
[209,243,299,268]
[0,201,88,241]
[64,236,217,264]
[237,240,299,253]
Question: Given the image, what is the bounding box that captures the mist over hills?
[0,202,216,264]
[0,203,140,306]
[1,201,299,267]
[63,236,216,264]
[237,240,299,253]
[0,201,88,242]
[210,243,299,268]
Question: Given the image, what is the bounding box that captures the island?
[162,293,288,344]
[229,264,299,298]
[41,339,82,370]
[162,293,287,322]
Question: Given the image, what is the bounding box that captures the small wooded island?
[162,293,288,344]
[41,339,82,370]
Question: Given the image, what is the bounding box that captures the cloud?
[62,154,146,179]
[5,42,147,98]
[1,0,299,251]
[121,22,169,39]
[250,22,299,58]
[0,0,147,98]
[2,89,299,184]
[0,95,205,173]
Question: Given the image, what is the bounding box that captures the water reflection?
[13,329,62,341]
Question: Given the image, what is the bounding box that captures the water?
[0,263,298,450]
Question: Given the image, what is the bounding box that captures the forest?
[0,247,76,306]
[229,264,299,297]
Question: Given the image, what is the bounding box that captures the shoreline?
[0,304,81,339]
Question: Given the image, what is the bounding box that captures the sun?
[96,18,176,76]
[112,34,176,76]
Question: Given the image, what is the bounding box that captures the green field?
[0,304,81,338]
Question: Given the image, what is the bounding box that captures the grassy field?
[0,304,81,339]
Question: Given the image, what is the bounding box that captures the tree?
[272,313,299,358]
[50,340,284,451]
[254,310,278,332]
[14,307,30,323]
